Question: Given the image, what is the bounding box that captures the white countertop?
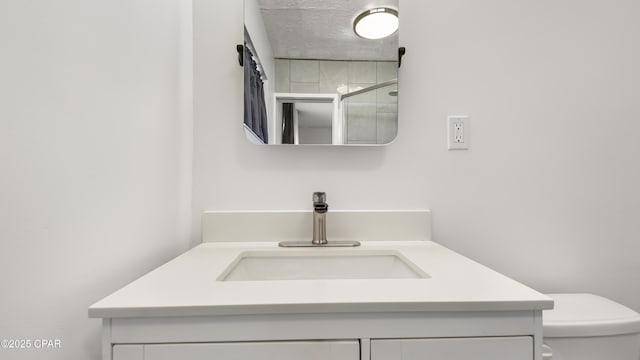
[89,241,553,318]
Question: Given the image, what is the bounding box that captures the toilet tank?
[543,293,640,360]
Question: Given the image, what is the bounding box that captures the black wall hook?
[236,44,244,67]
[398,47,406,68]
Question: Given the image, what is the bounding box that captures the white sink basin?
[217,249,429,281]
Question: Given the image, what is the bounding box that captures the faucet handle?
[312,192,326,204]
[312,192,328,213]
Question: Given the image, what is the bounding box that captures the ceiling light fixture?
[353,7,398,40]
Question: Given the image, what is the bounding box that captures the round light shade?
[353,7,398,40]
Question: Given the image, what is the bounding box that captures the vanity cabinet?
[102,310,544,360]
[89,221,551,360]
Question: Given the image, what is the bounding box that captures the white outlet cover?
[447,115,470,150]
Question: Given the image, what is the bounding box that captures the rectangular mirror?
[243,0,399,145]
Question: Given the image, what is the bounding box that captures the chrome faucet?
[278,192,360,247]
[312,192,328,245]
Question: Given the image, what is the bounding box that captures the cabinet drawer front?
[371,336,532,360]
[142,340,359,360]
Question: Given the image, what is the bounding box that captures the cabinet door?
[143,340,359,360]
[371,336,532,360]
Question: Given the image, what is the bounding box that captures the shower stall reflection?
[271,80,397,145]
[341,80,398,145]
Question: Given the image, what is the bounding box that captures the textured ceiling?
[257,0,399,61]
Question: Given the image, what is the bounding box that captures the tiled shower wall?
[274,59,398,144]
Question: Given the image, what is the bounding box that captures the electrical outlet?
[454,122,464,143]
[448,116,470,150]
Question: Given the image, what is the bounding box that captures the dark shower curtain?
[243,46,269,144]
[282,102,294,144]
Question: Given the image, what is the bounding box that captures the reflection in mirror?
[275,94,340,145]
[243,0,399,145]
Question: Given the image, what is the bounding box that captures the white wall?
[0,0,193,359]
[194,0,640,312]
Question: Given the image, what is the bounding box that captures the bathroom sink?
[217,250,429,281]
